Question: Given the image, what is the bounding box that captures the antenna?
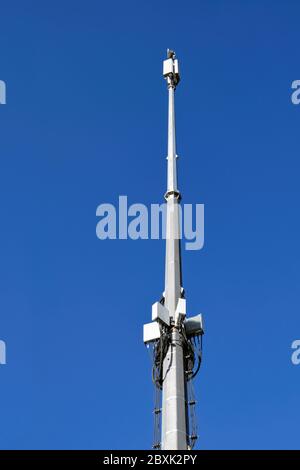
[143,51,204,450]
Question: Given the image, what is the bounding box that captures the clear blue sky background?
[0,0,299,450]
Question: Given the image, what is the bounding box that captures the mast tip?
[167,49,176,59]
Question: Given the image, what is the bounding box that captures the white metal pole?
[161,52,188,450]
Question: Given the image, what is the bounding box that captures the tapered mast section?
[161,50,188,450]
[166,59,179,195]
[164,49,182,322]
[142,50,204,452]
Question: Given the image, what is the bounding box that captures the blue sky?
[0,0,300,450]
